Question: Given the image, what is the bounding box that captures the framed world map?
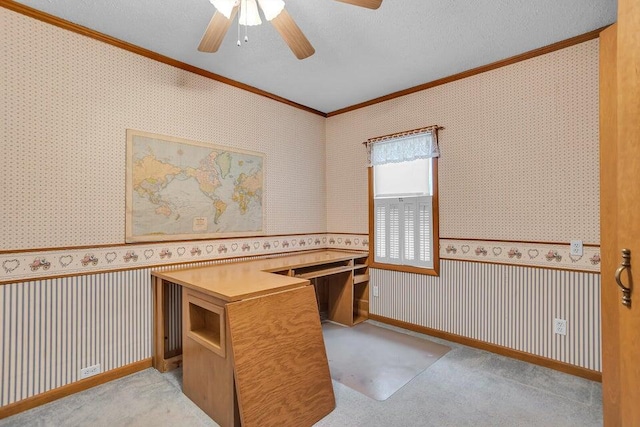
[125,130,264,243]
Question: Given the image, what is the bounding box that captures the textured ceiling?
[10,0,616,114]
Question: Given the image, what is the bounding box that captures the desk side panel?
[227,285,335,427]
[327,271,355,326]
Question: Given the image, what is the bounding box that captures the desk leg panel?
[153,277,165,372]
[227,285,335,427]
[182,288,240,427]
[153,278,183,372]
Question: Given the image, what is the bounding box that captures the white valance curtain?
[366,126,441,166]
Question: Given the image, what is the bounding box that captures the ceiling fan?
[198,0,383,60]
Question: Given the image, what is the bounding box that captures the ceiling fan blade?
[270,9,315,60]
[198,7,238,52]
[334,0,382,9]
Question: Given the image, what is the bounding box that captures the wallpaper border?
[0,233,368,284]
[0,234,601,283]
[440,239,601,272]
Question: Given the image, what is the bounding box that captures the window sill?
[369,261,440,277]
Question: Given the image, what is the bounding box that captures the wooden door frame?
[599,23,620,426]
[615,0,640,423]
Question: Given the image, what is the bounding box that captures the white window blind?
[374,158,432,197]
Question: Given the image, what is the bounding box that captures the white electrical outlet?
[80,363,101,379]
[570,240,583,256]
[372,284,379,297]
[554,318,567,336]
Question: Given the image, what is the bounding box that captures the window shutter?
[374,200,387,262]
[417,196,433,268]
[388,201,401,264]
[403,201,415,262]
[374,198,402,265]
[374,195,433,269]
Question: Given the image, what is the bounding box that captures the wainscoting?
[0,270,152,407]
[1,253,601,411]
[370,260,601,372]
[0,255,278,408]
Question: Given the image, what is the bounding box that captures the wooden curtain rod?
[362,125,444,145]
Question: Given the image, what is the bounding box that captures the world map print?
[126,130,263,242]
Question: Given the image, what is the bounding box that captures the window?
[367,128,440,275]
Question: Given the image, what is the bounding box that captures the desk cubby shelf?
[353,273,369,284]
[352,255,369,325]
[296,265,354,280]
[185,293,225,358]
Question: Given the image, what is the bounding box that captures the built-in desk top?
[152,250,367,302]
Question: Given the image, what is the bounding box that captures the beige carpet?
[0,329,603,427]
[322,322,450,401]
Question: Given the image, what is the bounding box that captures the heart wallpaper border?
[0,234,600,283]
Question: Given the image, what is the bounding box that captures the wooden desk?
[151,250,369,427]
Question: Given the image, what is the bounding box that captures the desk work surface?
[152,250,367,302]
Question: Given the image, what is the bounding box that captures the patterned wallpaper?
[326,39,600,245]
[0,8,326,251]
[2,6,600,252]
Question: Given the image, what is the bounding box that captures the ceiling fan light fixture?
[208,0,236,19]
[256,0,285,21]
[202,0,382,59]
[238,0,262,26]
